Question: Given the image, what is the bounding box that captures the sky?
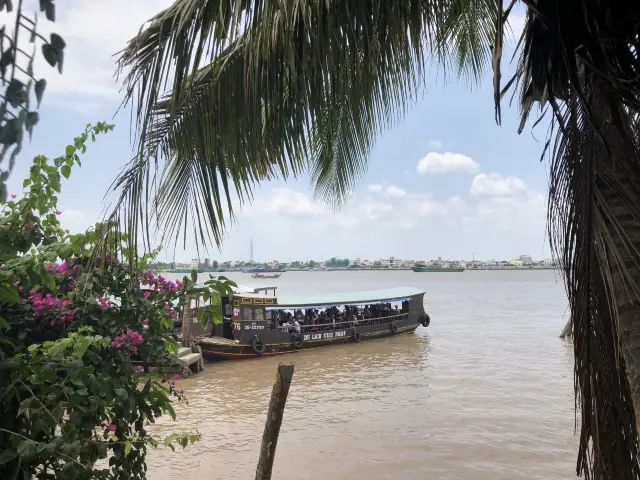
[4,1,552,264]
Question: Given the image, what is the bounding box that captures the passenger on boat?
[293,319,301,333]
[319,310,328,327]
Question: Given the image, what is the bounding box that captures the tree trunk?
[552,77,640,478]
[599,175,640,433]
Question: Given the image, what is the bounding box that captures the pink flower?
[136,365,144,373]
[55,210,62,215]
[164,304,171,311]
[143,291,150,298]
[143,318,150,324]
[179,389,184,396]
[10,194,16,199]
[108,423,116,432]
[110,342,120,349]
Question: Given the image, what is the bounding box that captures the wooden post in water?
[255,363,295,480]
[559,315,572,338]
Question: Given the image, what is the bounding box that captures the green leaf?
[0,285,20,303]
[115,388,128,401]
[0,316,8,329]
[18,396,35,417]
[163,337,179,354]
[65,144,76,156]
[60,165,71,179]
[25,112,39,140]
[124,441,133,457]
[0,118,20,145]
[35,79,46,107]
[50,33,66,51]
[16,439,38,458]
[0,449,17,465]
[190,269,197,283]
[6,79,26,108]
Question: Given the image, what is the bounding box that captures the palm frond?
[500,0,640,477]
[111,0,497,250]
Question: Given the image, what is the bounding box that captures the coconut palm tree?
[112,1,640,477]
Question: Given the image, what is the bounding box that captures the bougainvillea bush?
[0,123,235,479]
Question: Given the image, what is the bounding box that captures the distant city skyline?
[164,253,554,266]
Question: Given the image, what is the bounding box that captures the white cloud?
[416,152,479,175]
[408,199,447,217]
[407,195,468,218]
[0,0,174,104]
[470,173,527,196]
[383,185,406,198]
[58,208,95,233]
[174,181,548,261]
[358,199,393,220]
[367,184,383,192]
[254,188,327,217]
[428,140,443,149]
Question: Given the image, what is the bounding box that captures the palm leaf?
[110,0,497,251]
[498,1,640,477]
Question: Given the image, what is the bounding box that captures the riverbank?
[159,266,559,273]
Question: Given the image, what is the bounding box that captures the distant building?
[350,257,363,267]
[379,257,402,269]
[519,254,533,264]
[402,260,416,267]
[204,258,210,269]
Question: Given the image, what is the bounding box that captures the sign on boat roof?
[267,286,425,310]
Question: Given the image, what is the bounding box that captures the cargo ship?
[412,265,464,272]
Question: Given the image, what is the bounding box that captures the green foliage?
[0,123,234,479]
[0,0,65,200]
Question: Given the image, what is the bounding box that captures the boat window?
[242,307,253,321]
[254,308,264,321]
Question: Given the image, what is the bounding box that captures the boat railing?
[273,312,409,333]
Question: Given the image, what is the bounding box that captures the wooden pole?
[255,363,295,480]
[559,315,572,338]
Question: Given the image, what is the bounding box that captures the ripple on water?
[146,270,576,479]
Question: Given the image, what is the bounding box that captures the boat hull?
[199,319,422,361]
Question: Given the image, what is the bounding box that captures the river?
[147,270,576,479]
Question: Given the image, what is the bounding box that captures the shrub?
[0,123,235,479]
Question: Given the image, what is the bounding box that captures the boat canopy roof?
[232,284,277,295]
[266,286,425,310]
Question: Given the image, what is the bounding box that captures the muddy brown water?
[147,270,576,479]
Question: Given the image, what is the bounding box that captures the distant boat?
[412,266,464,272]
[251,273,282,279]
[173,268,203,273]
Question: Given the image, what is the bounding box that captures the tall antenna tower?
[250,239,254,263]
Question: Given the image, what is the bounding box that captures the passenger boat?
[194,286,430,360]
